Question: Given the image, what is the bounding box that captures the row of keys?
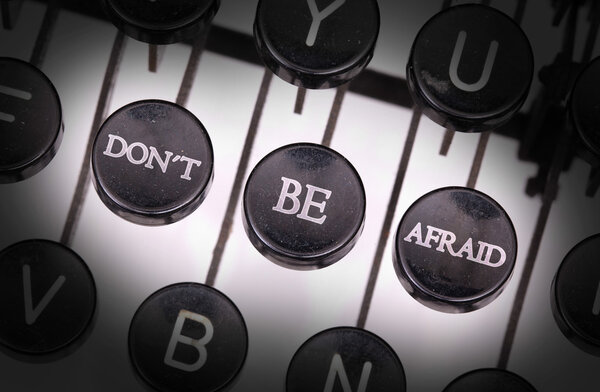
[88,98,516,314]
[0,237,597,390]
[0,57,598,314]
[89,100,519,316]
[3,4,599,184]
[99,1,536,135]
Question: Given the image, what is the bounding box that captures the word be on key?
[272,176,332,225]
[243,143,365,270]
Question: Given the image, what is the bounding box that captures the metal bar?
[60,32,126,246]
[321,83,349,147]
[175,27,210,107]
[1,0,24,30]
[497,124,574,369]
[294,87,307,114]
[148,44,164,73]
[514,0,527,25]
[357,108,422,329]
[585,165,600,198]
[466,131,491,188]
[29,0,58,68]
[439,129,454,156]
[581,1,600,64]
[205,69,273,286]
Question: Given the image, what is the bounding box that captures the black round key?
[0,240,96,362]
[570,57,600,157]
[286,327,406,392]
[443,368,537,391]
[91,100,214,226]
[551,234,600,356]
[243,143,365,270]
[0,57,63,183]
[254,0,380,89]
[102,0,220,45]
[407,4,533,133]
[129,282,248,392]
[393,187,517,313]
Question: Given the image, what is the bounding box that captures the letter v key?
[23,264,66,325]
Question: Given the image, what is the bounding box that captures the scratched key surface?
[0,1,599,391]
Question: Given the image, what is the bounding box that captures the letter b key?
[129,283,248,392]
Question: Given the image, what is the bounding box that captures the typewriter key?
[0,57,63,183]
[243,143,365,270]
[102,0,220,45]
[286,327,406,392]
[129,283,248,392]
[551,234,600,356]
[393,187,517,313]
[407,4,533,133]
[92,100,214,225]
[254,0,380,89]
[570,57,600,157]
[443,368,537,391]
[0,240,96,361]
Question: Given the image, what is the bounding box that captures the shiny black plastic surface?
[443,368,537,391]
[254,0,379,89]
[0,240,96,361]
[407,4,533,132]
[571,57,600,157]
[551,234,600,356]
[286,327,406,392]
[393,187,517,313]
[128,283,248,392]
[0,57,63,183]
[243,143,365,270]
[91,100,214,226]
[103,0,220,44]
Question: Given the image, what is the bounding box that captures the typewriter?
[0,0,599,391]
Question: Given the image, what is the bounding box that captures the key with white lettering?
[406,4,533,132]
[0,240,96,361]
[253,0,379,89]
[551,234,600,356]
[91,99,214,225]
[128,282,247,392]
[243,142,366,270]
[394,186,517,313]
[443,369,537,391]
[287,327,405,392]
[0,57,63,183]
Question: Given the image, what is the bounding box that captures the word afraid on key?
[403,222,507,268]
